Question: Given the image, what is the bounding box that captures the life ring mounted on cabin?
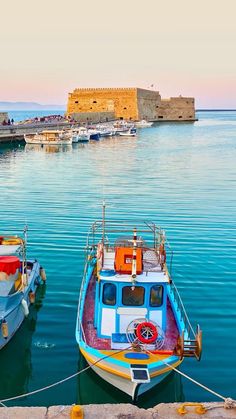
[136,321,158,344]
[126,318,165,349]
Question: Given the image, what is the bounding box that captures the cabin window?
[122,286,144,306]
[150,285,163,307]
[102,283,116,306]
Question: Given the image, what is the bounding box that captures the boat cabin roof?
[100,270,169,283]
[41,130,63,135]
[100,248,169,283]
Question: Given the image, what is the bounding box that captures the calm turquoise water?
[0,111,236,407]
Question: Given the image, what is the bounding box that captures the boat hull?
[88,360,171,399]
[0,260,41,350]
[78,343,182,400]
[89,133,100,141]
[72,137,89,143]
[24,138,72,145]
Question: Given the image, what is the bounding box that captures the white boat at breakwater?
[24,130,72,145]
[135,120,153,128]
[71,127,90,143]
[119,127,137,137]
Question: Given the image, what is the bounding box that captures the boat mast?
[102,200,106,245]
[131,228,137,289]
[22,225,28,287]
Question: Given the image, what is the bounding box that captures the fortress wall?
[156,97,196,121]
[67,89,196,122]
[137,89,161,121]
[69,111,115,123]
[67,88,139,121]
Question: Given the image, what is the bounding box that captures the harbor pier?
[0,402,235,418]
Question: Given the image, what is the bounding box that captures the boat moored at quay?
[24,130,72,145]
[76,205,202,400]
[0,228,46,349]
[71,127,90,143]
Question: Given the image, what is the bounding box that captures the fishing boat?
[119,127,137,137]
[135,120,153,128]
[72,127,90,143]
[24,130,72,145]
[76,205,202,400]
[88,129,101,141]
[0,228,46,349]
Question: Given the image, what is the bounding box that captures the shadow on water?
[76,356,184,408]
[0,142,24,154]
[0,284,46,402]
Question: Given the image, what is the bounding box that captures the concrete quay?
[0,121,77,143]
[0,403,235,418]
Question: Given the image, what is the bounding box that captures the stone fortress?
[66,87,196,123]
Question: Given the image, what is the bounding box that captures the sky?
[0,0,236,108]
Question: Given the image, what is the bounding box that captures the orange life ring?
[136,321,158,344]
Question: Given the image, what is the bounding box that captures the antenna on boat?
[102,200,106,246]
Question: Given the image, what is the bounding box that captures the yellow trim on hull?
[80,347,182,380]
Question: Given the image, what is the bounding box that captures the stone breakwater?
[0,122,76,143]
[0,403,235,418]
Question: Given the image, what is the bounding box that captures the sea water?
[0,110,235,407]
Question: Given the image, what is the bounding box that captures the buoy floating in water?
[21,298,29,317]
[40,267,46,281]
[1,319,8,339]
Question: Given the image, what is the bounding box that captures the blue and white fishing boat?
[119,127,137,137]
[76,204,202,399]
[0,228,46,349]
[88,129,101,141]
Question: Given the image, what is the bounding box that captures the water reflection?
[76,356,184,408]
[24,144,72,153]
[0,284,46,401]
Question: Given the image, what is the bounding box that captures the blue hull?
[89,133,100,141]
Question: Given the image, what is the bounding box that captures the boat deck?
[82,275,179,351]
[103,249,162,273]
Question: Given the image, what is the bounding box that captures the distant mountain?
[0,102,65,111]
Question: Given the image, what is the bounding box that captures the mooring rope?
[0,346,131,405]
[1,344,235,410]
[146,350,236,410]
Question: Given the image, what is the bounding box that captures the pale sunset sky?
[1,0,235,108]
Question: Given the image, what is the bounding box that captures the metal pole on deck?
[102,200,106,245]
